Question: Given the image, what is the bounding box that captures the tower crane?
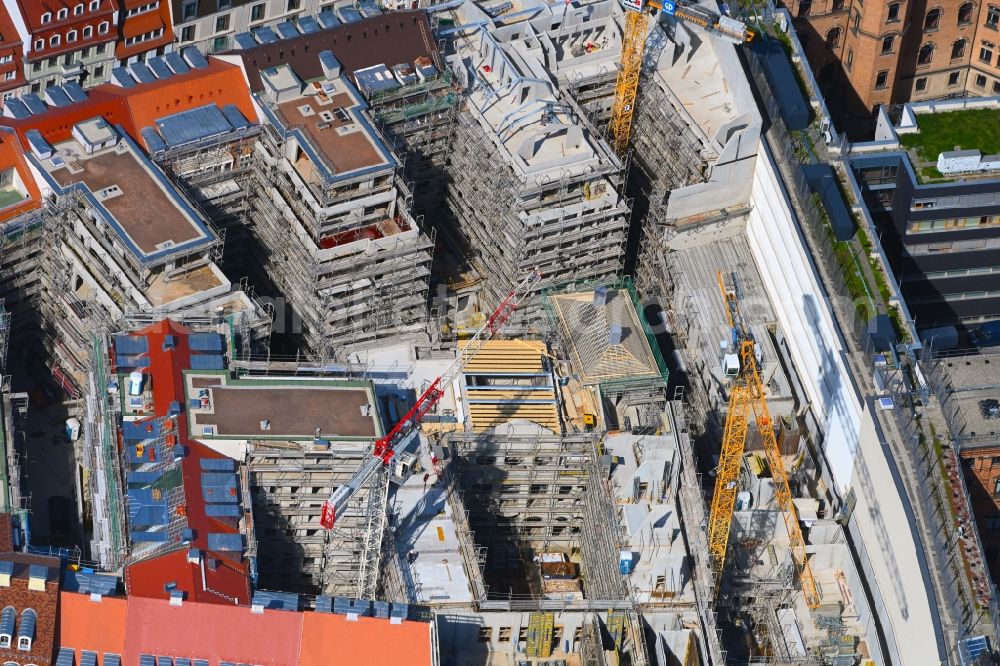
[706,271,821,609]
[608,0,754,156]
[320,269,542,598]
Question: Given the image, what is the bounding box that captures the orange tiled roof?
[299,611,434,666]
[0,128,42,223]
[56,591,128,661]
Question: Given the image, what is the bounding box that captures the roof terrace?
[29,119,215,266]
[256,59,395,187]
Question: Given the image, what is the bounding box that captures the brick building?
[784,0,1000,133]
[0,3,25,100]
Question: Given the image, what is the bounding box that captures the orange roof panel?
[299,612,433,666]
[56,591,128,660]
[120,10,164,39]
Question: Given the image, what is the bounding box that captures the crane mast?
[320,269,542,531]
[608,0,754,156]
[706,272,821,608]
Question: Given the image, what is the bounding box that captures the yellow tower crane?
[706,271,821,609]
[608,0,755,156]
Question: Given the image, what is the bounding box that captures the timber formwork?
[444,110,630,322]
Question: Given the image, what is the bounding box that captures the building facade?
[785,0,1000,131]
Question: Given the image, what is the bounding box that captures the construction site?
[0,0,984,664]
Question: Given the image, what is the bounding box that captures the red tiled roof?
[0,2,22,47]
[0,59,258,155]
[121,320,251,606]
[0,128,43,223]
[56,591,127,661]
[13,0,115,33]
[299,612,434,666]
[115,3,173,59]
[123,596,305,664]
[120,8,162,39]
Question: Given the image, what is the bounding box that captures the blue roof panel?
[3,99,29,120]
[45,86,72,107]
[131,530,169,543]
[56,648,75,666]
[114,334,148,355]
[207,533,243,551]
[147,57,173,79]
[235,32,257,49]
[25,129,53,155]
[22,93,47,115]
[221,104,251,130]
[201,472,238,503]
[62,570,118,596]
[254,26,278,43]
[141,127,168,153]
[182,46,209,69]
[128,62,156,84]
[188,332,224,352]
[252,589,299,611]
[164,52,190,74]
[205,503,242,517]
[110,67,137,88]
[190,354,225,370]
[276,21,298,39]
[317,9,340,28]
[18,608,36,638]
[104,655,121,666]
[0,606,14,636]
[298,15,320,32]
[337,6,363,22]
[156,104,234,148]
[64,81,87,102]
[80,651,97,666]
[200,457,234,471]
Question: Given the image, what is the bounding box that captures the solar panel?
[188,333,224,352]
[80,650,98,666]
[56,648,75,666]
[147,57,173,79]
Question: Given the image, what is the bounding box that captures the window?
[846,48,854,70]
[959,1,974,23]
[993,477,1000,496]
[981,42,994,62]
[988,511,1000,531]
[798,0,812,16]
[994,80,1000,93]
[976,73,988,86]
[67,29,77,42]
[882,35,895,53]
[852,10,861,32]
[3,72,13,81]
[98,21,109,33]
[41,11,52,24]
[30,82,39,93]
[89,0,99,8]
[93,64,103,77]
[182,0,197,20]
[251,2,265,20]
[74,3,83,14]
[63,53,73,65]
[826,27,841,47]
[924,7,941,30]
[498,627,512,643]
[83,26,92,37]
[50,35,60,47]
[887,2,900,21]
[33,39,43,50]
[478,627,492,642]
[181,25,195,41]
[953,38,967,58]
[31,61,40,72]
[915,76,927,91]
[949,71,961,85]
[989,5,1000,27]
[875,70,889,88]
[287,0,300,11]
[832,0,844,9]
[211,35,229,51]
[918,42,935,64]
[95,43,105,54]
[218,0,231,8]
[47,57,56,66]
[215,14,229,32]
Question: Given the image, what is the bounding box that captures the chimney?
[169,589,184,606]
[593,286,608,307]
[27,565,47,592]
[0,561,11,588]
[319,50,341,79]
[187,548,201,565]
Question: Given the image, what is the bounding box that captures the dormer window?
[67,29,76,41]
[16,609,35,652]
[89,0,99,8]
[98,20,108,33]
[0,606,13,649]
[40,12,51,23]
[57,7,68,19]
[50,34,60,47]
[74,3,83,13]
[83,25,91,37]
[34,39,43,50]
